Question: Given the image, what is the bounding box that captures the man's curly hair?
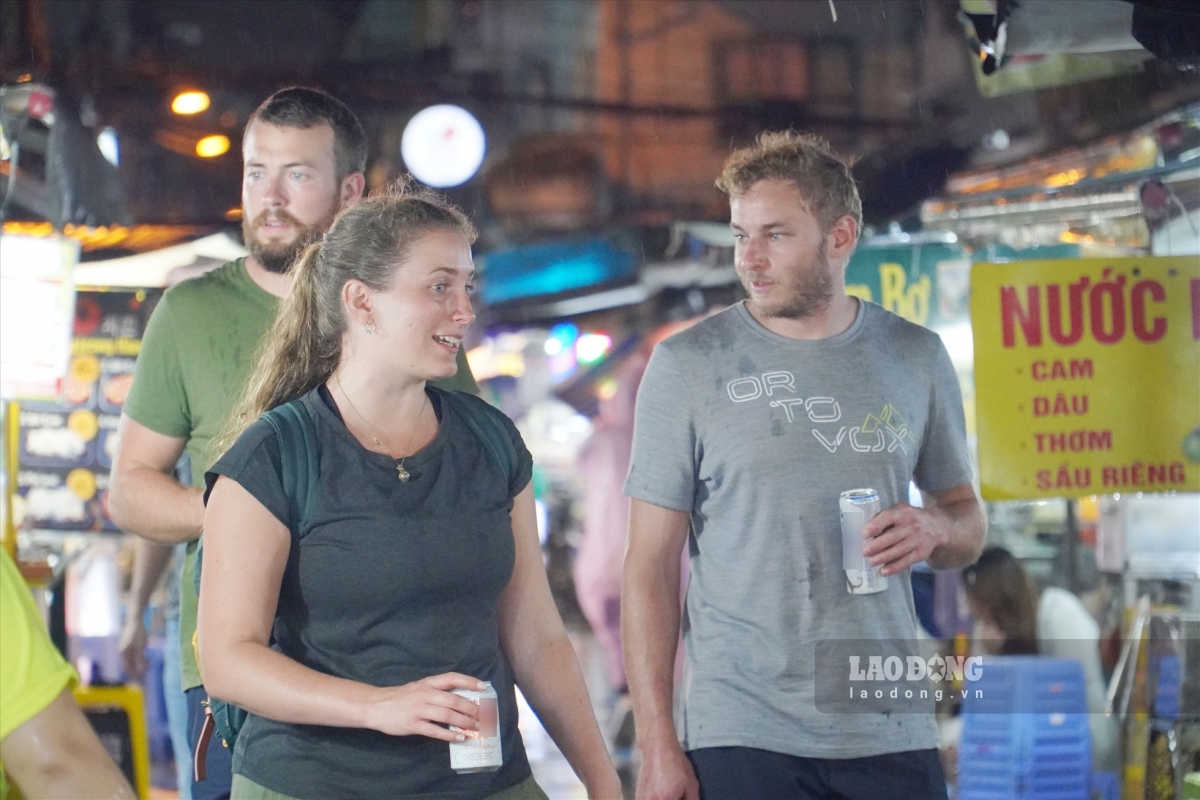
[716,131,862,238]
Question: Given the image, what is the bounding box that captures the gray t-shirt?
[624,300,972,759]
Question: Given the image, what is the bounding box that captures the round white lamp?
[401,104,486,188]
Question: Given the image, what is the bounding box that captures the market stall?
[0,226,241,799]
[919,101,1200,798]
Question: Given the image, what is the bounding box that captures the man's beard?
[242,205,338,275]
[743,239,835,320]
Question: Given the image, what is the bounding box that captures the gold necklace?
[333,373,428,482]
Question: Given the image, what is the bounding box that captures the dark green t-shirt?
[123,258,481,691]
[206,387,533,800]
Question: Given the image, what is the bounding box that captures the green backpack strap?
[437,389,519,488]
[262,399,320,527]
[194,397,318,751]
[194,399,317,593]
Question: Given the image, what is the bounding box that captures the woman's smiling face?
[368,228,476,381]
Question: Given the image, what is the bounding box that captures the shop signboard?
[845,242,969,329]
[14,289,160,531]
[0,234,79,399]
[971,256,1200,501]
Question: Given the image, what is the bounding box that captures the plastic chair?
[957,656,1091,800]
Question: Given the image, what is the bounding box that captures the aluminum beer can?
[449,682,502,773]
[839,488,887,595]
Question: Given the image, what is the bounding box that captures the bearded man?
[109,87,475,800]
[621,131,986,800]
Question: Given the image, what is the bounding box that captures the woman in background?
[962,546,1118,772]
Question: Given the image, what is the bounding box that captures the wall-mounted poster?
[13,289,161,532]
[972,256,1200,501]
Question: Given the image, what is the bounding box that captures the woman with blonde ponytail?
[197,184,620,800]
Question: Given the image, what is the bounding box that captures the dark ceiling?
[2,0,1198,232]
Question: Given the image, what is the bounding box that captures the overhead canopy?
[72,232,246,288]
[921,102,1200,249]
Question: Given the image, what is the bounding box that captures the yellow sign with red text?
[971,257,1200,501]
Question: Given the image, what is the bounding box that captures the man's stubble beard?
[242,201,340,275]
[744,238,835,321]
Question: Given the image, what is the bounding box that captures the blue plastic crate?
[1153,654,1181,720]
[958,657,1092,800]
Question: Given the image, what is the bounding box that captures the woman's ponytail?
[216,242,340,456]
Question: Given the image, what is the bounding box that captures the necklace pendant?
[396,463,410,482]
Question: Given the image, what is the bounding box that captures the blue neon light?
[479,238,637,305]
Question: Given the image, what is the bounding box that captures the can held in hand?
[840,488,887,595]
[449,682,502,774]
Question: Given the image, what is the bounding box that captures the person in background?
[962,546,1119,772]
[574,351,650,771]
[622,131,986,800]
[109,86,478,800]
[197,185,620,799]
[118,306,206,800]
[120,537,191,799]
[0,549,135,800]
[574,351,647,699]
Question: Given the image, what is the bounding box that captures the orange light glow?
[1059,230,1096,245]
[171,91,210,115]
[1044,169,1086,188]
[1,221,209,252]
[195,135,230,158]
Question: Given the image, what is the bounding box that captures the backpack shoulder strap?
[260,398,320,530]
[437,389,519,488]
[193,398,317,597]
[191,398,316,751]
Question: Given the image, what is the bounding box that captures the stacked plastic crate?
[1146,654,1182,800]
[957,657,1092,800]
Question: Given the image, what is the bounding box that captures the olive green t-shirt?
[124,258,479,691]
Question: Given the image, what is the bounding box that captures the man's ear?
[827,215,858,260]
[341,172,367,206]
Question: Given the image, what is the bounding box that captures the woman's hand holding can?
[361,673,485,741]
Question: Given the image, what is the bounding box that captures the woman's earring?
[364,322,376,335]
